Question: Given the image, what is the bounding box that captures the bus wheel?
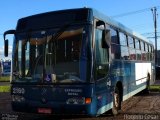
[142,73,150,94]
[112,87,121,115]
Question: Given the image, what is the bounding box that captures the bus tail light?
[85,98,91,104]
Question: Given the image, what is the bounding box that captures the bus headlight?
[66,97,92,104]
[12,95,25,102]
[66,97,85,104]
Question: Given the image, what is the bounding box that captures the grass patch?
[0,76,10,82]
[0,86,10,92]
[149,85,160,91]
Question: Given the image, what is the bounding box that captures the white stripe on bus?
[135,63,151,85]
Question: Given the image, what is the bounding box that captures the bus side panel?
[123,62,153,101]
[110,60,131,101]
[109,60,151,102]
[95,60,132,115]
[95,78,113,115]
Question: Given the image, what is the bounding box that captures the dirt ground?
[0,91,160,120]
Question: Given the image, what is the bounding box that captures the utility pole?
[151,7,158,66]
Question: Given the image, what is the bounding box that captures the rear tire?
[142,73,150,94]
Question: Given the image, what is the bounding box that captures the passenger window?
[128,36,136,60]
[128,36,135,48]
[151,46,154,61]
[141,42,147,60]
[135,39,141,60]
[119,32,129,60]
[149,45,153,61]
[145,44,149,61]
[110,27,120,59]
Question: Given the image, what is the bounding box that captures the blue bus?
[3,8,155,116]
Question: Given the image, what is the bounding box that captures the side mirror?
[96,20,105,27]
[3,30,15,57]
[4,30,15,41]
[5,40,8,57]
[102,29,111,48]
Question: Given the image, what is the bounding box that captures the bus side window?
[128,36,136,60]
[119,32,129,60]
[135,39,142,60]
[145,43,149,61]
[141,42,146,61]
[110,27,120,59]
[149,45,153,61]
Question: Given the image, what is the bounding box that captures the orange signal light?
[85,98,92,104]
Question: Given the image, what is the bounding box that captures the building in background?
[0,59,11,76]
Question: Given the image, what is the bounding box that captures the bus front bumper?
[11,101,94,115]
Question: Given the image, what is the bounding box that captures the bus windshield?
[12,25,90,83]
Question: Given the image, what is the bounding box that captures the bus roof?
[16,7,152,45]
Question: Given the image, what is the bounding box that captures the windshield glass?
[12,25,90,83]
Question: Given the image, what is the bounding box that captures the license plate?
[38,108,52,114]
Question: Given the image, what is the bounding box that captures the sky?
[0,0,159,59]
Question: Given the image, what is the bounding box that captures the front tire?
[112,87,121,115]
